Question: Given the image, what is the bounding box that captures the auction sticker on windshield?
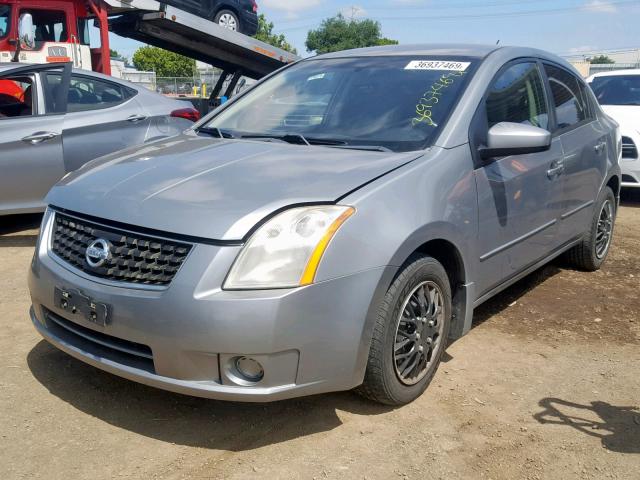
[405,60,470,71]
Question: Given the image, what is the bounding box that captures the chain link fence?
[120,72,222,98]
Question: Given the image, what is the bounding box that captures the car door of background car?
[0,63,70,214]
[542,63,609,241]
[471,60,564,297]
[59,74,152,172]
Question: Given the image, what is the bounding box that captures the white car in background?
[587,69,640,188]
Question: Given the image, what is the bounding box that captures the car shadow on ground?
[27,341,394,451]
[534,398,640,454]
[0,213,42,247]
[26,263,563,451]
[621,188,640,207]
[472,263,563,327]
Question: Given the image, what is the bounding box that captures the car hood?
[47,132,422,240]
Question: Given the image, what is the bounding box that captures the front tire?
[214,10,240,32]
[357,255,452,405]
[566,186,616,271]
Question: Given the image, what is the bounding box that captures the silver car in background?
[0,62,198,215]
[29,45,621,405]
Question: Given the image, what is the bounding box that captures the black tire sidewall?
[214,9,240,30]
[380,257,452,405]
[588,187,616,268]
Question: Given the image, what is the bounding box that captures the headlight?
[224,205,355,289]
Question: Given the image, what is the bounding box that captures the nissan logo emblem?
[85,239,111,268]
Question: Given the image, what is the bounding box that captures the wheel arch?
[606,174,621,205]
[212,4,241,22]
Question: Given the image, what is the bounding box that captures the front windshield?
[590,75,640,106]
[0,5,11,39]
[204,56,476,152]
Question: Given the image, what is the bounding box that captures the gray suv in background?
[29,45,621,405]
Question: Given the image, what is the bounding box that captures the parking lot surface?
[1,195,639,480]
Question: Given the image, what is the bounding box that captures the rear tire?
[566,186,616,271]
[214,10,240,32]
[357,255,451,405]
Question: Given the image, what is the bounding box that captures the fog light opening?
[234,356,264,382]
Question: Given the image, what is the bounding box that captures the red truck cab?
[0,0,110,74]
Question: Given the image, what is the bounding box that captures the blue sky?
[108,0,640,61]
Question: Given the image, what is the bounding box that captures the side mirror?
[480,122,551,160]
[18,13,35,50]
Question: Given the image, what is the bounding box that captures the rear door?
[60,73,151,171]
[472,60,564,295]
[542,63,608,241]
[0,63,70,214]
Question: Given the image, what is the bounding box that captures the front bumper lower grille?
[51,212,192,286]
[622,136,638,159]
[44,308,155,373]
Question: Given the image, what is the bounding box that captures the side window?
[0,77,35,119]
[543,64,589,130]
[486,62,549,130]
[67,75,132,113]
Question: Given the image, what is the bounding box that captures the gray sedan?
[0,62,198,215]
[28,45,621,405]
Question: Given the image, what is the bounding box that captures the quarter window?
[486,62,549,130]
[543,64,589,130]
[67,75,136,112]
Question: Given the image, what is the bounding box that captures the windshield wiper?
[240,133,347,147]
[196,127,235,139]
[328,144,392,152]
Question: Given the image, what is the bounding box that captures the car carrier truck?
[0,0,298,86]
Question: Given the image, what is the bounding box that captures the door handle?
[127,114,147,123]
[21,132,59,144]
[594,141,606,154]
[547,163,564,179]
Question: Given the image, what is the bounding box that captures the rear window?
[590,75,640,106]
[21,9,68,48]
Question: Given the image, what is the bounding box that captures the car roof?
[313,43,501,60]
[0,62,143,90]
[587,69,640,80]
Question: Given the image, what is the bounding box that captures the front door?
[0,63,70,214]
[473,60,563,296]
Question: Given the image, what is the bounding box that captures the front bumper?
[28,211,392,401]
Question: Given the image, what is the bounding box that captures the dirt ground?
[1,193,639,480]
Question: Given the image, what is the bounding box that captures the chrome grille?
[51,212,192,286]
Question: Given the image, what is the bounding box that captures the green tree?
[588,54,615,64]
[132,46,196,77]
[306,14,398,54]
[255,14,297,54]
